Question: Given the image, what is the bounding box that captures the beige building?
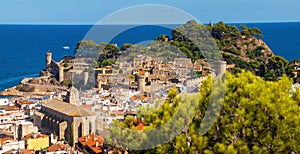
[34,87,96,145]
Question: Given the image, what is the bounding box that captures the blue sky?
[1,0,300,24]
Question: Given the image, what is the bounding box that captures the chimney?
[85,137,88,142]
[96,141,99,147]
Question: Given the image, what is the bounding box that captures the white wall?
[0,98,9,106]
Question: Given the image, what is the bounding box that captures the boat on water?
[62,46,70,50]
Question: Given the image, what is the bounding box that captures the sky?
[0,0,300,24]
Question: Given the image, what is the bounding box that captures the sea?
[0,22,299,90]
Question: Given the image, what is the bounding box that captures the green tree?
[240,25,251,36]
[249,27,263,37]
[155,34,169,42]
[121,43,133,51]
[69,123,74,146]
[74,40,97,54]
[262,56,293,80]
[112,71,300,153]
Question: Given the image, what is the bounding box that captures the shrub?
[16,84,35,92]
[63,63,69,67]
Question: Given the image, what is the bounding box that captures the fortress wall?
[49,60,60,78]
[185,76,207,85]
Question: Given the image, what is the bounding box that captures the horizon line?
[1,20,300,26]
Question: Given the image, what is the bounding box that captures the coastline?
[0,77,55,97]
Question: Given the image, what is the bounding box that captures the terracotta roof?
[3,149,35,154]
[20,149,36,154]
[18,101,35,105]
[5,105,20,111]
[0,137,13,143]
[131,95,147,101]
[78,134,105,154]
[138,70,146,75]
[0,113,10,116]
[48,143,70,152]
[23,133,48,140]
[130,82,138,87]
[80,104,94,109]
[137,123,144,130]
[43,99,95,117]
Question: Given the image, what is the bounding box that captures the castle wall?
[49,60,60,79]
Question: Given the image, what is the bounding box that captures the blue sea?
[0,22,299,90]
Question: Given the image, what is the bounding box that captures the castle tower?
[138,74,146,92]
[214,61,226,77]
[46,52,52,68]
[59,65,64,82]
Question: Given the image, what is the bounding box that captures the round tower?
[138,74,146,92]
[214,61,226,77]
[59,65,64,82]
[46,52,52,68]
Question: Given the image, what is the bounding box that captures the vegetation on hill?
[74,20,297,82]
[108,71,300,153]
[16,84,35,92]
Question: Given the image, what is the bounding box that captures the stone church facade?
[33,87,96,145]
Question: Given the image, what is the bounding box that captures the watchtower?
[46,52,52,68]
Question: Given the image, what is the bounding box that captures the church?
[34,87,96,145]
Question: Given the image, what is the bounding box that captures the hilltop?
[74,20,295,81]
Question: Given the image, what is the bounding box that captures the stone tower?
[46,52,52,68]
[59,65,64,82]
[138,74,146,92]
[214,61,226,77]
[66,86,80,106]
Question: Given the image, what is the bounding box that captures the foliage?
[16,84,35,92]
[155,34,169,42]
[73,20,294,82]
[61,80,72,87]
[112,71,300,153]
[260,56,294,81]
[75,40,98,54]
[69,123,74,146]
[63,63,69,67]
[121,43,133,51]
[99,59,115,67]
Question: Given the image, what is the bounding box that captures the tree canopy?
[108,71,300,153]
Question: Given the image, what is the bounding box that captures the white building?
[0,139,25,153]
[0,98,9,106]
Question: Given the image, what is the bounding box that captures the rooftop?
[47,143,70,152]
[23,133,48,140]
[0,137,14,144]
[5,105,20,111]
[131,95,147,101]
[17,101,35,105]
[43,99,95,117]
[78,134,105,154]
